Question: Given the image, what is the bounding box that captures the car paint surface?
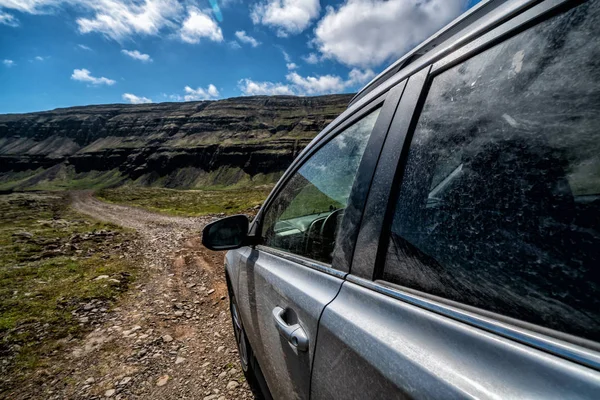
[222,0,600,398]
[311,281,600,399]
[231,247,343,399]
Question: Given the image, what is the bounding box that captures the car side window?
[261,108,381,264]
[383,2,600,341]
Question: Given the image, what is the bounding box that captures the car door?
[234,83,406,400]
[312,1,600,398]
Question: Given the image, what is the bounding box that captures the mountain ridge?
[0,94,353,190]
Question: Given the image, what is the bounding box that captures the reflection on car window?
[262,108,381,264]
[383,2,600,341]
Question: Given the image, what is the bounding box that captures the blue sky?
[0,0,479,113]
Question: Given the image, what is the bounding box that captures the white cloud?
[239,68,374,96]
[71,68,116,85]
[313,0,465,68]
[235,30,260,47]
[229,40,242,50]
[0,1,183,40]
[122,93,152,104]
[183,84,219,101]
[77,44,93,51]
[281,50,297,69]
[347,68,375,85]
[76,0,183,41]
[0,0,49,14]
[251,0,320,37]
[302,52,320,64]
[286,71,346,94]
[3,59,15,67]
[166,84,220,101]
[0,1,224,43]
[238,79,294,96]
[179,6,223,44]
[121,49,152,62]
[0,10,19,27]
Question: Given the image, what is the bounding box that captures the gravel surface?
[10,191,254,400]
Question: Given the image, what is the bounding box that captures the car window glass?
[262,108,381,264]
[383,2,600,341]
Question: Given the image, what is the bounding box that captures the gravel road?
[13,191,254,400]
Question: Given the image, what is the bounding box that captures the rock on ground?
[6,192,253,400]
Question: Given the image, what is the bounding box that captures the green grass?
[29,169,125,191]
[0,192,137,375]
[280,183,343,220]
[0,166,126,192]
[96,186,273,216]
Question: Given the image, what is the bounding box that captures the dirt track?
[13,192,253,399]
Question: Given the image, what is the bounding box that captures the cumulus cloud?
[122,93,152,104]
[239,68,374,96]
[0,1,226,43]
[238,79,294,96]
[79,0,185,41]
[121,49,152,62]
[286,71,346,94]
[302,53,320,64]
[0,10,19,27]
[0,0,181,39]
[313,0,465,68]
[3,59,15,67]
[235,30,260,47]
[71,68,116,85]
[183,84,219,101]
[179,6,223,44]
[0,0,46,13]
[286,62,298,70]
[347,68,376,85]
[251,0,320,37]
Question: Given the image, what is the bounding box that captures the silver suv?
[203,0,600,398]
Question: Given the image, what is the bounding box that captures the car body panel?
[311,281,600,399]
[223,1,600,398]
[233,246,343,400]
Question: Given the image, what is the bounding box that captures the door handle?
[272,306,309,352]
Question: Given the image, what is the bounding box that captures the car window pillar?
[351,67,430,279]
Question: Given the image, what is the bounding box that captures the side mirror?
[202,215,250,251]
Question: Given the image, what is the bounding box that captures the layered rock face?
[0,94,352,189]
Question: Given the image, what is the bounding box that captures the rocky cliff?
[0,94,352,190]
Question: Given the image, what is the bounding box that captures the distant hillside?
[0,94,352,190]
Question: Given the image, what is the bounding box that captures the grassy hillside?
[96,186,273,216]
[0,95,352,191]
[0,193,137,378]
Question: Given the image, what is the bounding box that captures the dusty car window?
[262,108,381,264]
[383,2,600,341]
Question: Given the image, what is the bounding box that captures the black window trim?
[350,0,600,368]
[253,91,387,238]
[351,68,430,278]
[254,81,406,274]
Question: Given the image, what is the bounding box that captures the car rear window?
[382,1,600,342]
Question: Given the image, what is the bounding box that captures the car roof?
[348,0,514,108]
